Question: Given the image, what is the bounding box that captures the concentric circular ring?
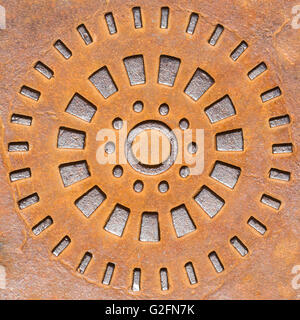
[2,1,295,297]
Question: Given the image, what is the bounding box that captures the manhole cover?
[0,0,299,299]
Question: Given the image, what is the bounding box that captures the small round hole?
[105,141,115,154]
[113,165,123,177]
[112,117,123,130]
[133,101,144,113]
[158,181,169,193]
[188,142,197,154]
[179,118,189,130]
[180,166,190,178]
[133,180,144,193]
[159,103,169,116]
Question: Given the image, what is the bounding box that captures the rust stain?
[0,0,298,300]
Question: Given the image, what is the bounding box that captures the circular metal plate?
[0,0,299,299]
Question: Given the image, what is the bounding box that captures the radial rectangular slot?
[34,61,54,79]
[104,204,130,237]
[216,129,244,151]
[210,161,241,189]
[77,24,93,45]
[18,193,39,210]
[248,62,267,80]
[260,194,281,210]
[186,12,198,34]
[8,142,29,152]
[158,55,180,87]
[54,40,72,59]
[10,168,31,182]
[77,252,92,274]
[139,212,160,242]
[57,127,86,149]
[185,262,197,284]
[209,251,224,273]
[75,186,106,218]
[105,12,117,34]
[194,186,224,218]
[11,114,32,126]
[89,66,118,99]
[269,115,290,128]
[65,93,97,122]
[160,268,169,291]
[272,143,293,154]
[102,263,115,285]
[160,7,169,29]
[171,205,196,238]
[261,87,281,102]
[230,236,248,257]
[230,41,248,61]
[269,168,290,181]
[32,216,53,236]
[123,55,145,86]
[184,68,215,101]
[132,7,142,28]
[52,236,71,257]
[205,95,236,123]
[59,161,90,187]
[132,268,141,291]
[209,24,224,46]
[247,217,267,235]
[20,86,40,101]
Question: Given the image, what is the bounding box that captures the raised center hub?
[131,128,171,165]
[125,120,178,175]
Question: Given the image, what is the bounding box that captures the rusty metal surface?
[0,0,299,299]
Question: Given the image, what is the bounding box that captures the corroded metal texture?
[0,0,299,299]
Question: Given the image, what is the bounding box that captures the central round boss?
[125,121,179,175]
